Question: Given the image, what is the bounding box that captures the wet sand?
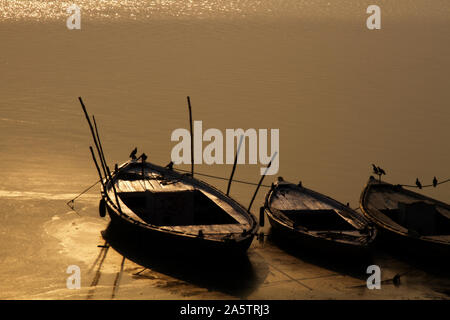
[0,196,448,300]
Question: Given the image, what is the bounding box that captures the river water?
[0,0,449,299]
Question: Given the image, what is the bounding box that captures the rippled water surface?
[1,0,449,21]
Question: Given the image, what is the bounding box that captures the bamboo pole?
[226,135,244,196]
[79,97,107,179]
[89,146,105,190]
[247,152,278,212]
[248,160,272,212]
[93,115,108,174]
[187,96,194,177]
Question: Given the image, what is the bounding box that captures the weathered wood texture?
[265,181,376,248]
[105,160,256,239]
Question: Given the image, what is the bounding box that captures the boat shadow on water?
[266,230,449,297]
[370,239,450,277]
[101,222,268,298]
[266,229,377,280]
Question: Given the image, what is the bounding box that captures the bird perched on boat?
[165,161,174,170]
[129,147,138,160]
[141,153,148,162]
[372,164,379,175]
[433,176,438,188]
[377,167,386,176]
[416,178,422,189]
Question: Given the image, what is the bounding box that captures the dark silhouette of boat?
[100,158,258,256]
[263,179,377,257]
[359,176,450,257]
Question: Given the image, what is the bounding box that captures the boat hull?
[370,226,450,259]
[104,203,255,256]
[266,211,373,259]
[263,180,376,259]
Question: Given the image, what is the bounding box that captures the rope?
[173,168,272,188]
[66,165,271,210]
[400,178,450,189]
[66,178,101,211]
[65,167,272,216]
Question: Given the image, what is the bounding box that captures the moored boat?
[77,96,259,256]
[359,176,450,257]
[264,178,377,257]
[100,157,258,255]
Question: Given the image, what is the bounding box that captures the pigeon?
[129,147,137,160]
[415,178,422,189]
[433,176,438,188]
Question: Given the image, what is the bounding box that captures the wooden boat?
[264,179,377,256]
[99,157,258,255]
[360,176,450,257]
